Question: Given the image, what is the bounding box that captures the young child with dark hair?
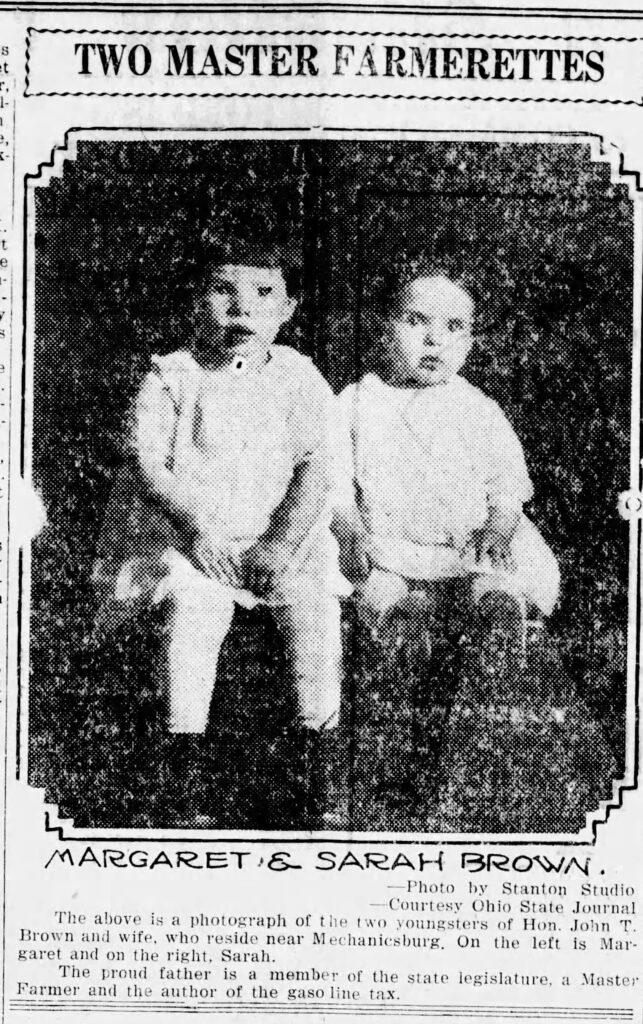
[94,241,348,824]
[335,269,559,668]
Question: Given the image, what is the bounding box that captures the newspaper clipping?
[0,0,642,1021]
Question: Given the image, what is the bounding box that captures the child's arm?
[131,372,230,550]
[132,371,241,582]
[330,383,371,582]
[130,371,196,528]
[467,398,533,572]
[242,367,337,596]
[333,504,371,583]
[242,452,331,596]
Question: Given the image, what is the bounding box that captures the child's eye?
[258,286,273,297]
[447,318,466,332]
[406,313,421,326]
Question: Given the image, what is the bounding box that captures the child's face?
[386,276,474,386]
[201,263,296,358]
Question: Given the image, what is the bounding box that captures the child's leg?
[471,573,527,619]
[272,596,342,731]
[469,575,525,678]
[356,569,437,676]
[159,553,235,734]
[271,595,344,826]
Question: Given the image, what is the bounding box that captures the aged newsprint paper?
[0,0,642,1021]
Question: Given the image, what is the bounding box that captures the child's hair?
[361,256,478,378]
[191,238,302,299]
[378,256,477,320]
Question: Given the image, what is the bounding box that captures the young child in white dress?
[335,270,559,665]
[94,242,348,822]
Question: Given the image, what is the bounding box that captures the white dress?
[336,373,560,615]
[94,345,349,621]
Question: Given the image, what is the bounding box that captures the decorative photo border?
[17,126,642,846]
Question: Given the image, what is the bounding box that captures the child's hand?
[467,527,516,572]
[193,536,241,587]
[241,539,291,597]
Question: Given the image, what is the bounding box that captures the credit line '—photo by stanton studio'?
[2,2,643,1023]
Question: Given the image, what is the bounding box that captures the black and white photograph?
[26,133,632,835]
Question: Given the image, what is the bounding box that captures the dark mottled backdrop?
[28,139,631,831]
